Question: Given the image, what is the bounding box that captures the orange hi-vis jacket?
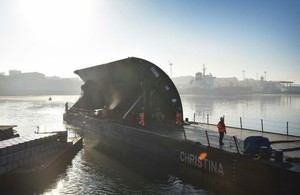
[217,122,226,133]
[139,112,145,126]
[176,112,182,125]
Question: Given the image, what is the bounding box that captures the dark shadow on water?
[85,141,255,195]
[0,162,71,194]
[0,141,83,195]
[85,143,214,195]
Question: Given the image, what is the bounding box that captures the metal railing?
[184,126,243,154]
[186,113,300,137]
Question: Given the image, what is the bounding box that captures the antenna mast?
[264,71,267,81]
[169,61,173,78]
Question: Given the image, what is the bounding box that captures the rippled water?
[0,95,210,194]
[43,145,208,195]
[1,94,299,194]
[182,94,300,135]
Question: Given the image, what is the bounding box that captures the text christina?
[179,151,224,176]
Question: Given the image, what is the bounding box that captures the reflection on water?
[181,94,300,135]
[43,146,208,195]
[181,94,300,121]
[0,96,78,135]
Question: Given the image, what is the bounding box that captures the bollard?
[261,119,264,132]
[287,121,289,135]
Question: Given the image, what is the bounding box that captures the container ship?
[64,57,300,195]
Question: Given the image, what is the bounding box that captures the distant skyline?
[0,0,299,83]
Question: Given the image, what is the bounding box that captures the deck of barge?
[183,123,300,158]
[122,118,300,159]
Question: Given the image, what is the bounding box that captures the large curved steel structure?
[72,57,183,126]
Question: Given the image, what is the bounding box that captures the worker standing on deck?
[217,117,226,145]
[139,108,145,127]
[176,111,182,125]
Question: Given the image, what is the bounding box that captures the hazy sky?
[1,0,299,83]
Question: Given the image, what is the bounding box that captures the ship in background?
[0,70,83,96]
[175,65,300,96]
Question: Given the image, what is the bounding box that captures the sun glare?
[16,0,93,47]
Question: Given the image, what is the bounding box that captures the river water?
[1,94,300,194]
[182,94,300,136]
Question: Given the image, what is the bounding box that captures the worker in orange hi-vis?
[217,117,226,145]
[176,111,182,125]
[139,112,145,127]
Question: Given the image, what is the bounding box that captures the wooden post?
[261,119,264,132]
[287,121,289,135]
[207,114,209,124]
[240,117,243,129]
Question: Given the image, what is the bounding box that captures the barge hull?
[0,134,83,192]
[64,111,299,195]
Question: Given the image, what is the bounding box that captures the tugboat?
[64,57,300,195]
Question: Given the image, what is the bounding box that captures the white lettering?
[180,152,185,162]
[218,164,224,175]
[197,159,202,168]
[204,159,208,169]
[190,154,194,165]
[185,153,189,163]
[210,160,218,173]
[179,151,224,176]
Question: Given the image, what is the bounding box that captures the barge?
[64,57,300,195]
[0,126,83,191]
